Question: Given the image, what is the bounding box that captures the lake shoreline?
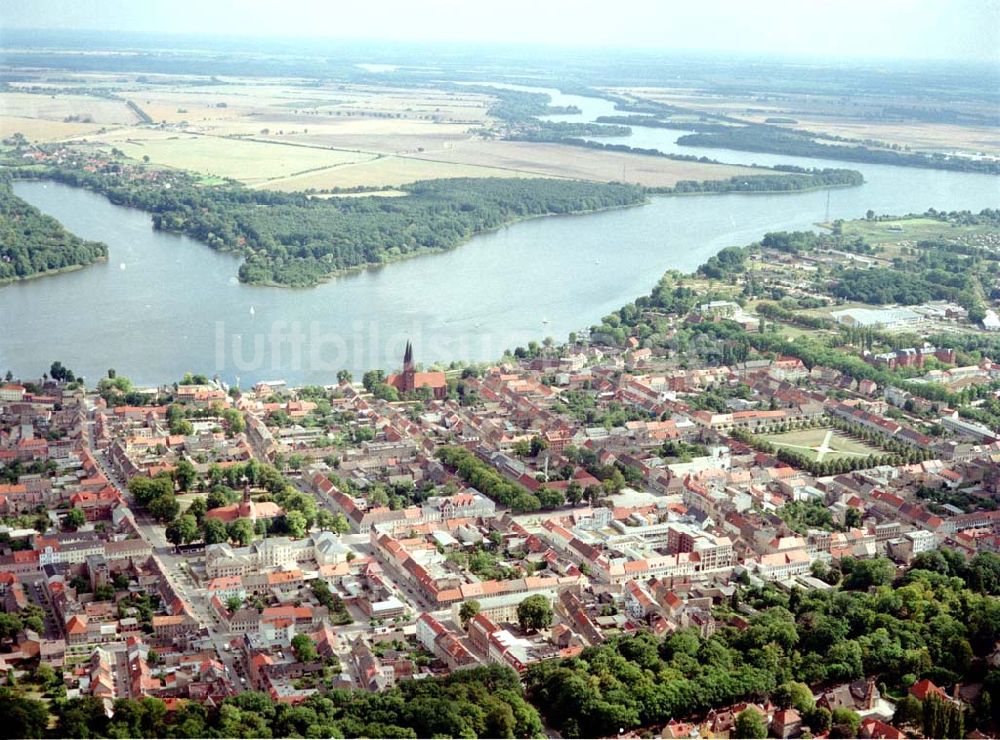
[0,256,108,287]
[236,197,654,288]
[12,169,864,290]
[5,79,999,386]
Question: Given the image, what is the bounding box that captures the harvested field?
[613,87,1000,157]
[246,119,473,156]
[0,92,140,125]
[91,130,375,183]
[0,115,107,141]
[775,118,1000,156]
[257,155,529,190]
[407,139,767,187]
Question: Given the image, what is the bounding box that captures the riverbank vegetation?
[650,166,864,195]
[0,174,108,283]
[676,124,1000,174]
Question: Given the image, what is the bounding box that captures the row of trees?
[436,445,541,512]
[727,415,935,477]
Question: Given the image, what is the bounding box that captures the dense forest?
[526,552,1000,738]
[452,85,619,139]
[16,162,646,286]
[676,125,1000,174]
[506,120,632,139]
[654,167,864,195]
[834,265,983,311]
[4,664,543,738]
[457,85,570,123]
[0,175,108,283]
[595,114,731,132]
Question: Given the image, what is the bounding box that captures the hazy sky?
[3,0,999,62]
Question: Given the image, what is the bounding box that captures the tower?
[239,475,253,519]
[402,341,415,392]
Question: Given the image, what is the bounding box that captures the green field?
[762,427,883,462]
[101,133,376,185]
[821,216,1000,246]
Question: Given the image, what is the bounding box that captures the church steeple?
[239,475,253,519]
[400,341,416,393]
[403,341,414,373]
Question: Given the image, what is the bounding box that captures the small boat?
[542,318,550,324]
[249,306,256,316]
[119,263,126,270]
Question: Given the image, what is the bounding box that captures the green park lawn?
[761,427,884,462]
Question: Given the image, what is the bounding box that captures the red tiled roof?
[909,679,948,702]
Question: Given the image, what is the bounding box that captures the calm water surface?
[2,88,998,385]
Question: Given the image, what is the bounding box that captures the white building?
[906,530,937,554]
[205,531,346,578]
[831,307,922,330]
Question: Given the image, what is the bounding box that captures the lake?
[2,88,998,386]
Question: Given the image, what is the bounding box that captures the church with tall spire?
[387,340,448,399]
[403,340,415,375]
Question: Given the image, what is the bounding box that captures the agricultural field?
[0,115,107,141]
[406,139,767,188]
[4,71,781,189]
[259,155,529,190]
[613,86,1000,157]
[0,91,140,125]
[761,427,884,462]
[90,130,378,184]
[777,118,1000,157]
[250,119,478,157]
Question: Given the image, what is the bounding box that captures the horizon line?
[3,27,999,67]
